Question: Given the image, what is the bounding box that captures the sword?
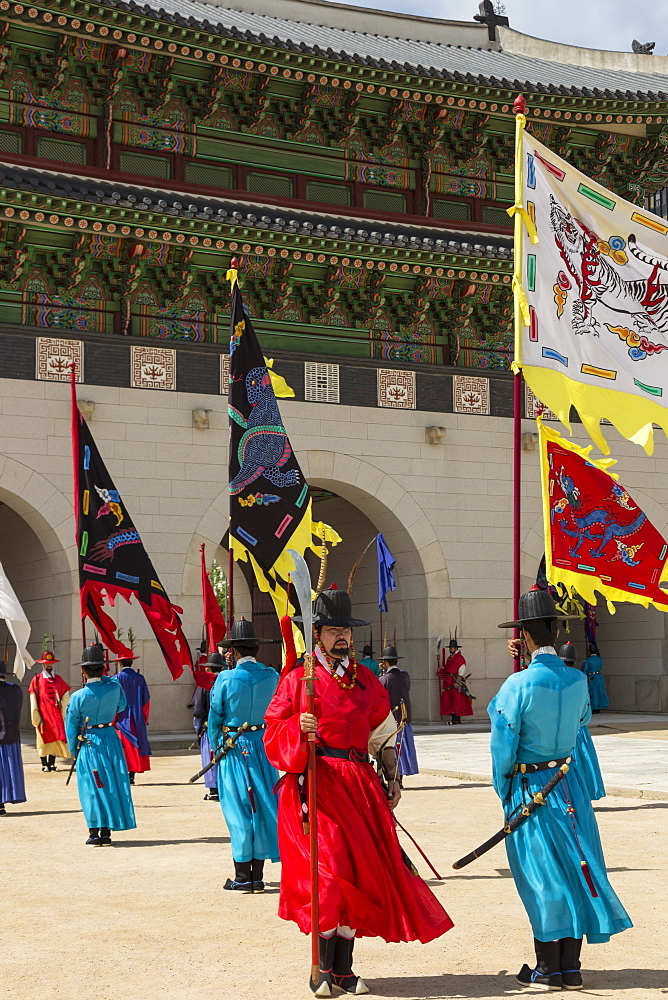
[287,549,320,993]
[452,763,570,869]
[187,722,248,783]
[65,717,89,787]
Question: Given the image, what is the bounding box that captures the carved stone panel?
[36,337,83,382]
[130,345,176,391]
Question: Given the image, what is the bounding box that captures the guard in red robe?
[265,585,453,997]
[28,651,71,769]
[437,636,474,725]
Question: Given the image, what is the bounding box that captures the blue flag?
[377,533,396,612]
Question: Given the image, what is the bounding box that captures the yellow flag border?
[538,417,668,614]
[526,365,668,457]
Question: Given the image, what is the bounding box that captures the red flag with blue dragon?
[71,373,192,679]
[539,418,668,613]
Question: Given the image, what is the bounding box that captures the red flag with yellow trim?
[539,418,668,612]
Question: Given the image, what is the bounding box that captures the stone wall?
[1,374,666,729]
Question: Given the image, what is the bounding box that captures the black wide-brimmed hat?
[73,643,107,667]
[294,584,370,629]
[219,618,266,648]
[379,644,403,661]
[559,642,577,664]
[498,588,580,629]
[205,651,226,671]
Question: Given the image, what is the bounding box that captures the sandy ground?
[3,754,667,1000]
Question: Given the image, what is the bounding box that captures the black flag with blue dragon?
[71,371,192,680]
[227,269,339,615]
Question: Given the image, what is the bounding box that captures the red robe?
[437,651,473,717]
[264,660,453,943]
[28,672,70,743]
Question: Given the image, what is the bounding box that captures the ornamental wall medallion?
[377,368,416,409]
[36,337,83,382]
[130,345,175,391]
[453,374,490,414]
[220,353,230,395]
[525,384,557,421]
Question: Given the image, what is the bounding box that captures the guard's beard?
[330,643,350,661]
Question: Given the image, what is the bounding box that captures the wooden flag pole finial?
[514,93,526,115]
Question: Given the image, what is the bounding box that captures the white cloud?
[337,0,668,54]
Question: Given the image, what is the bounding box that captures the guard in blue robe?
[209,619,280,892]
[113,656,152,783]
[378,644,419,778]
[495,591,631,991]
[583,646,609,712]
[66,645,136,846]
[0,660,26,813]
[560,643,605,801]
[193,651,226,801]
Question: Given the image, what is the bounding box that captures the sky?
[339,0,668,54]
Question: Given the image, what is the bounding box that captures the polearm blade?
[287,548,319,988]
[287,549,313,655]
[452,764,569,870]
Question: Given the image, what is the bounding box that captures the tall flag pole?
[70,368,192,679]
[508,94,540,666]
[538,417,668,613]
[226,261,341,621]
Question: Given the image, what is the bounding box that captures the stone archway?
[302,450,452,720]
[189,451,454,719]
[0,457,77,708]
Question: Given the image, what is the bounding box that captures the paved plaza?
[412,713,668,800]
[3,755,667,1000]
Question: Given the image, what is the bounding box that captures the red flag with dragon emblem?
[539,418,668,612]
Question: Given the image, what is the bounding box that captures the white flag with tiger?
[518,129,668,454]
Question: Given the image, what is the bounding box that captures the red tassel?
[581,860,598,898]
[93,769,104,789]
[280,615,298,678]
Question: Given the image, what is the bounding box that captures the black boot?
[560,937,583,990]
[310,933,336,997]
[0,803,6,816]
[129,772,136,785]
[251,858,265,893]
[224,860,253,892]
[206,788,219,801]
[41,756,49,772]
[517,939,562,991]
[86,828,101,846]
[48,755,57,771]
[332,935,369,995]
[99,827,112,846]
[450,715,461,725]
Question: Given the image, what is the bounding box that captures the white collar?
[236,655,257,665]
[86,677,102,683]
[531,646,557,661]
[314,645,348,677]
[41,669,56,680]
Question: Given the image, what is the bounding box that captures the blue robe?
[114,668,152,756]
[489,653,631,943]
[582,654,609,710]
[0,680,26,805]
[208,657,279,863]
[359,656,381,677]
[66,677,136,831]
[574,725,605,801]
